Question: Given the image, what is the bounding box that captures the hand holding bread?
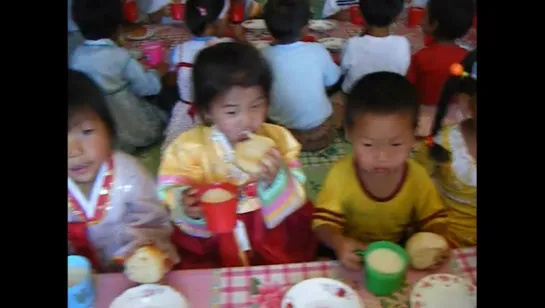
[234,133,282,185]
[124,246,169,284]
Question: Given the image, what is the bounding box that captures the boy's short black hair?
[427,0,475,40]
[359,0,404,27]
[68,69,116,138]
[345,72,419,129]
[264,0,310,42]
[192,42,272,116]
[72,0,123,40]
[185,0,224,36]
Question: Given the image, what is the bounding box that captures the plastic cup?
[170,3,185,20]
[407,7,425,28]
[231,1,245,24]
[302,35,316,42]
[361,241,409,296]
[68,255,95,308]
[349,6,365,26]
[198,183,239,234]
[123,1,138,23]
[141,42,164,67]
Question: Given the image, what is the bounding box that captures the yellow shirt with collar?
[313,154,447,244]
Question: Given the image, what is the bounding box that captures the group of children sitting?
[67,0,477,277]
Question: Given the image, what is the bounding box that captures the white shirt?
[340,35,411,93]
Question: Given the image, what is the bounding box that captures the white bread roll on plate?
[124,246,166,284]
[405,232,449,270]
[235,133,275,174]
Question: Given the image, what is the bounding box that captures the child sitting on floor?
[70,0,169,153]
[313,72,448,271]
[340,0,410,94]
[413,50,477,248]
[262,0,341,151]
[406,0,474,106]
[162,0,229,151]
[158,42,316,269]
[68,69,179,279]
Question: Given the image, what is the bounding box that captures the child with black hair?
[70,0,170,153]
[263,0,341,151]
[413,50,477,248]
[340,0,410,93]
[158,42,316,269]
[163,0,237,151]
[313,72,448,271]
[406,0,474,106]
[68,69,179,279]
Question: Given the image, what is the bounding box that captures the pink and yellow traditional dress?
[68,151,180,272]
[158,124,316,269]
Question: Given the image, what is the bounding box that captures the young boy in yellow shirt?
[313,72,449,271]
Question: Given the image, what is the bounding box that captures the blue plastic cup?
[68,256,95,308]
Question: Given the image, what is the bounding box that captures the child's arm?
[123,56,163,97]
[157,140,211,238]
[319,45,342,88]
[413,168,448,236]
[257,127,307,229]
[406,53,419,84]
[312,166,345,250]
[112,155,180,270]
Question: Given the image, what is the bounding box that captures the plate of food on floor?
[110,284,189,308]
[318,37,345,52]
[241,19,267,32]
[410,274,476,308]
[126,26,155,41]
[281,278,364,308]
[309,19,338,32]
[251,40,272,51]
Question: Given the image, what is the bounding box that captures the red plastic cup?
[198,183,239,234]
[302,35,316,42]
[170,3,185,20]
[407,7,425,28]
[349,6,365,26]
[123,1,139,23]
[231,1,245,24]
[424,34,433,46]
[141,42,164,67]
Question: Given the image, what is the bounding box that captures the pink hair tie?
[197,6,207,16]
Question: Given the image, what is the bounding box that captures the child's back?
[341,0,410,93]
[406,0,474,106]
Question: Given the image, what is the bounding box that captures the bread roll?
[405,232,449,270]
[234,133,275,174]
[366,248,404,274]
[201,188,234,203]
[124,246,166,284]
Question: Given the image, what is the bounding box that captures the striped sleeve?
[336,0,359,8]
[157,139,211,238]
[312,165,345,230]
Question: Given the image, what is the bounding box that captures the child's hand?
[258,148,283,186]
[232,24,246,42]
[181,188,202,219]
[335,237,368,271]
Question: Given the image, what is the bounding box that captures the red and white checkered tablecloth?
[211,247,477,307]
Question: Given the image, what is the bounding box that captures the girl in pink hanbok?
[68,69,179,280]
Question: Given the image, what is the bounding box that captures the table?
[96,247,476,308]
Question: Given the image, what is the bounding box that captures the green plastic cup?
[359,241,409,296]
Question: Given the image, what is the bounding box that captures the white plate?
[126,28,155,41]
[410,274,476,308]
[251,40,271,51]
[241,19,267,31]
[128,49,143,59]
[281,278,364,308]
[318,37,345,52]
[309,19,338,32]
[110,284,189,308]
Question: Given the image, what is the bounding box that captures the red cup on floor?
[407,7,425,28]
[123,0,139,23]
[231,1,245,24]
[141,42,164,67]
[170,3,185,20]
[198,183,239,234]
[424,34,433,46]
[302,35,316,42]
[349,6,365,26]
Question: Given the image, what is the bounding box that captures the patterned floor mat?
[300,134,351,168]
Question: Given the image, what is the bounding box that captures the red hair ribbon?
[425,136,434,148]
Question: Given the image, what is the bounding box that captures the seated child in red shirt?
[406,0,474,106]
